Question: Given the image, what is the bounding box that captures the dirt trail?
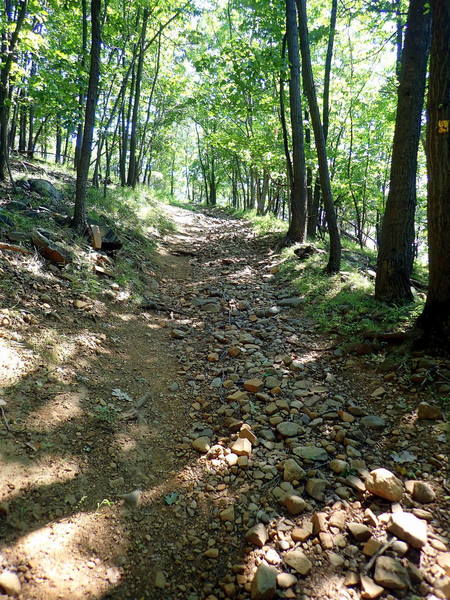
[0,206,448,600]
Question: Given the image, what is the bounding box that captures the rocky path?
[0,206,449,600]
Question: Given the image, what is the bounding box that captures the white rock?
[365,468,403,502]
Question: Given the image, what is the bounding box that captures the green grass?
[215,206,425,342]
[87,185,176,237]
[68,186,177,299]
[220,206,288,236]
[4,169,177,301]
[277,240,424,339]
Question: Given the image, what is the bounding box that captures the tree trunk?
[127,8,149,187]
[73,0,102,232]
[375,0,431,304]
[296,0,341,272]
[55,116,62,163]
[284,0,307,244]
[307,0,337,239]
[18,100,27,154]
[0,0,28,180]
[74,0,88,170]
[415,0,450,348]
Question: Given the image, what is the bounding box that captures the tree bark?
[74,0,88,170]
[416,0,450,348]
[307,0,337,239]
[296,0,341,273]
[73,0,102,232]
[279,36,293,191]
[284,0,307,244]
[375,0,431,304]
[0,0,28,180]
[127,8,149,187]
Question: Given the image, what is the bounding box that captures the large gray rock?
[27,179,63,203]
[374,556,410,590]
[293,446,328,462]
[360,415,386,430]
[250,561,277,600]
[277,421,299,437]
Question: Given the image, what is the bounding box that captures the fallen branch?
[363,331,411,344]
[0,242,32,255]
[140,300,188,315]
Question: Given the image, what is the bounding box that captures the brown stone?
[228,346,241,357]
[227,391,249,403]
[417,402,442,420]
[246,524,268,548]
[291,522,313,542]
[312,512,328,534]
[282,494,307,515]
[231,437,252,457]
[363,538,384,557]
[438,553,450,577]
[284,550,312,575]
[239,424,257,444]
[244,379,264,393]
[360,574,384,599]
[347,522,371,542]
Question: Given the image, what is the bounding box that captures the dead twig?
[0,405,10,433]
[364,539,394,572]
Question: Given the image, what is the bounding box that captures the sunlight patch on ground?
[0,339,35,386]
[25,390,86,431]
[12,513,123,599]
[0,458,81,502]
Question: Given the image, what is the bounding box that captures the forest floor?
[0,176,449,600]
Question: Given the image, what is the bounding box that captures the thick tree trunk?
[296,0,341,272]
[375,0,431,304]
[256,170,269,215]
[284,0,307,244]
[416,0,450,348]
[73,0,102,232]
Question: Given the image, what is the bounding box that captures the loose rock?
[250,561,277,600]
[388,511,427,548]
[192,436,211,453]
[284,550,312,575]
[374,556,410,590]
[245,524,268,548]
[365,468,403,502]
[0,571,21,596]
[283,458,306,482]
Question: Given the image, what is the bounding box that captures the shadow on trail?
[1,206,439,600]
